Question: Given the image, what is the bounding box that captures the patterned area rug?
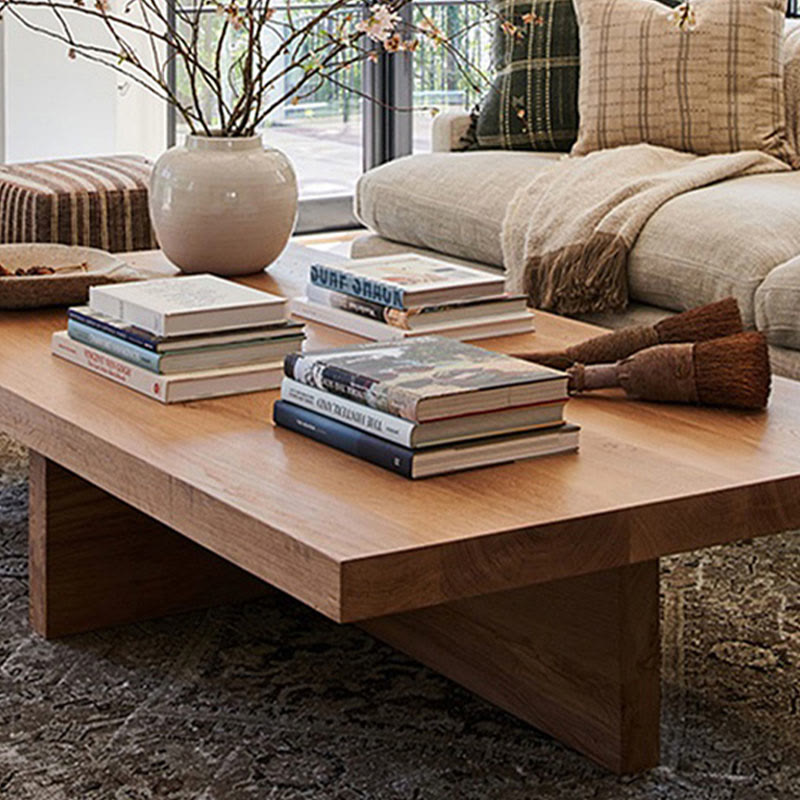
[0,433,799,799]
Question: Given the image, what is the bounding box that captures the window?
[166,0,491,231]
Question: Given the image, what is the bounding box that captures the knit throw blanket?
[501,144,791,315]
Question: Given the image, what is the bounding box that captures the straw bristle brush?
[515,298,744,370]
[567,332,771,409]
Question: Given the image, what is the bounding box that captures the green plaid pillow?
[466,0,677,152]
[466,0,581,152]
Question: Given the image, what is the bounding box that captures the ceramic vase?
[149,134,298,276]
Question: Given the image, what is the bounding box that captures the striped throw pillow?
[467,0,582,152]
[572,0,797,163]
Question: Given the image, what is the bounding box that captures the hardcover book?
[68,318,303,375]
[274,400,579,479]
[290,296,534,342]
[284,336,568,422]
[68,305,303,352]
[305,284,530,330]
[309,254,506,310]
[281,377,565,448]
[52,331,283,403]
[89,274,287,336]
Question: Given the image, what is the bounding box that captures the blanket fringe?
[526,232,629,315]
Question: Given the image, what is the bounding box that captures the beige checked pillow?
[572,0,797,163]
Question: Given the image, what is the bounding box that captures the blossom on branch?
[521,12,544,26]
[667,2,696,31]
[6,0,490,137]
[356,4,400,44]
[418,15,447,46]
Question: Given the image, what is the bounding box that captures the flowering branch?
[0,0,492,137]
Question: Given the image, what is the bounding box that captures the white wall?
[5,13,118,162]
[3,11,165,164]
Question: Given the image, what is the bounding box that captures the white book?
[309,254,506,309]
[52,331,282,403]
[280,377,566,448]
[290,297,535,341]
[89,274,287,337]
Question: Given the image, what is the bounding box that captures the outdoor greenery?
[173,0,492,129]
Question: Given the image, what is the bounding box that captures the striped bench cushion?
[0,155,157,253]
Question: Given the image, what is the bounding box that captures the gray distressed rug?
[0,432,798,800]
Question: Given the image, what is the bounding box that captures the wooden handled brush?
[567,332,771,409]
[515,298,743,370]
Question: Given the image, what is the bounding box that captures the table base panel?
[28,452,661,773]
[28,452,269,637]
[362,560,661,774]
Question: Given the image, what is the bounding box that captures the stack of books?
[273,336,578,479]
[290,254,534,341]
[51,275,304,403]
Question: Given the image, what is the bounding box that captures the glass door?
[169,0,364,231]
[410,0,490,154]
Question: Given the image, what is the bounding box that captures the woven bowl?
[0,244,146,310]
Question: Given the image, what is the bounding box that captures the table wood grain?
[4,243,799,773]
[3,245,799,621]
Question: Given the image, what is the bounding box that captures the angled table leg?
[360,560,661,774]
[28,452,269,638]
[28,451,660,773]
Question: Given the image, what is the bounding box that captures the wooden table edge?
[7,379,800,623]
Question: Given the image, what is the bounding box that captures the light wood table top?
[3,244,800,622]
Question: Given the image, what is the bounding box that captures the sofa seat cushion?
[355,151,561,268]
[357,152,800,327]
[755,257,800,348]
[628,171,800,324]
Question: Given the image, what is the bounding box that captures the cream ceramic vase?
[149,134,298,276]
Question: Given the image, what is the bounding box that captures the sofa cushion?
[628,171,800,325]
[356,152,800,326]
[467,0,581,152]
[354,151,560,267]
[755,257,800,348]
[571,0,796,164]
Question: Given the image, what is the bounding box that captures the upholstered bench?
[0,155,157,253]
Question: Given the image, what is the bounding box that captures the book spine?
[51,333,168,402]
[309,263,406,310]
[281,378,415,447]
[306,284,413,328]
[273,400,414,478]
[68,319,162,372]
[89,288,164,335]
[68,309,159,351]
[289,298,408,342]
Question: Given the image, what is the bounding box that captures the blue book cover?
[68,319,162,372]
[273,400,414,478]
[68,306,160,351]
[308,256,504,311]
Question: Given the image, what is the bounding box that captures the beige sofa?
[353,109,800,380]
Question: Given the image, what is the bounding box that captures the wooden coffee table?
[2,244,799,775]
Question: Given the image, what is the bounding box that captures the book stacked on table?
[273,336,578,479]
[51,275,304,403]
[290,254,534,341]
